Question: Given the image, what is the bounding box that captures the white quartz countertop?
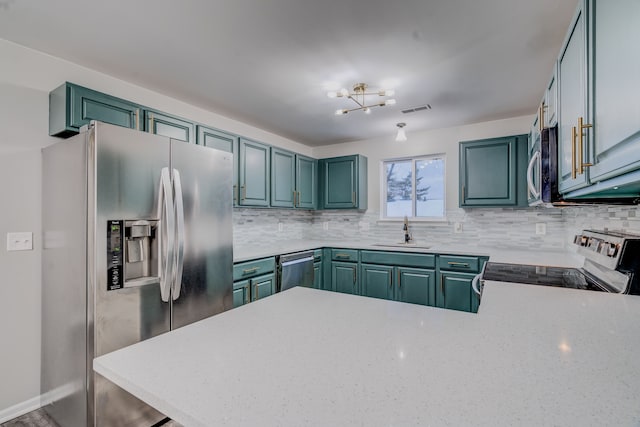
[94,285,640,426]
[234,239,584,268]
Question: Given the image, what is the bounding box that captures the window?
[382,155,445,219]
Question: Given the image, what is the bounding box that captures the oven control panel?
[573,230,640,270]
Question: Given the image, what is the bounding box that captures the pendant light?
[395,123,407,142]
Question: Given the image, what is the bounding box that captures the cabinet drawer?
[233,257,275,281]
[360,251,436,268]
[438,255,481,273]
[331,249,359,262]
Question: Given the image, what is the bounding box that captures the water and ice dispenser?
[107,219,159,290]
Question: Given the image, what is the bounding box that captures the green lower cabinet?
[397,267,436,306]
[438,271,477,313]
[360,264,394,300]
[332,261,359,295]
[251,273,276,302]
[313,262,323,289]
[233,280,250,308]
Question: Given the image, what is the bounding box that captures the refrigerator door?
[170,140,233,329]
[92,123,171,426]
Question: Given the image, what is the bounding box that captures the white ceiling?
[0,0,578,146]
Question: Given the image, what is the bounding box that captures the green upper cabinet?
[459,135,528,207]
[557,2,589,194]
[197,126,239,205]
[296,155,317,209]
[271,148,296,208]
[319,155,368,209]
[543,66,558,128]
[239,138,270,207]
[49,82,141,137]
[145,110,194,143]
[583,0,640,185]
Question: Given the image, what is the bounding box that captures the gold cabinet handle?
[233,185,238,204]
[135,108,140,131]
[253,282,258,301]
[571,126,577,180]
[245,284,250,304]
[578,117,593,175]
[149,113,155,133]
[448,262,470,268]
[335,253,350,259]
[352,191,356,207]
[539,103,546,131]
[297,191,301,207]
[242,266,260,274]
[240,185,246,201]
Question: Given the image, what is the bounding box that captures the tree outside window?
[383,155,445,219]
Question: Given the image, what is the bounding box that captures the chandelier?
[328,83,396,115]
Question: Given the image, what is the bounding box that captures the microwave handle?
[527,151,541,199]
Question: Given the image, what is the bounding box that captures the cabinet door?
[558,4,589,193]
[145,110,194,143]
[397,267,435,306]
[438,271,476,313]
[197,126,239,205]
[63,84,141,133]
[313,262,323,289]
[459,136,520,206]
[322,157,357,208]
[233,280,250,308]
[332,261,358,295]
[588,0,640,183]
[360,264,394,301]
[296,155,317,209]
[239,138,270,206]
[271,148,295,208]
[544,67,558,127]
[251,273,276,302]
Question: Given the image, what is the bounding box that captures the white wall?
[311,115,533,212]
[0,39,312,417]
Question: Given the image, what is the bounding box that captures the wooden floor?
[1,408,183,427]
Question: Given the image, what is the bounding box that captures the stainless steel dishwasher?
[278,251,315,292]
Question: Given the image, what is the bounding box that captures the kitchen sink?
[372,243,432,249]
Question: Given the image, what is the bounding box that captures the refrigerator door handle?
[159,167,175,302]
[172,168,186,301]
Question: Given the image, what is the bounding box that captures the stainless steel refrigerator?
[41,121,233,426]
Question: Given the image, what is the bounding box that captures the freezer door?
[170,140,233,329]
[92,123,171,426]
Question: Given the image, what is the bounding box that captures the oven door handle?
[471,273,483,297]
[527,151,541,199]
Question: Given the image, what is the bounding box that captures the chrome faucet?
[403,216,412,243]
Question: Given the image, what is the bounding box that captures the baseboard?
[0,395,42,423]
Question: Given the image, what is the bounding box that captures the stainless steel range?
[477,230,640,299]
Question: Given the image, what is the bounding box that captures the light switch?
[7,232,33,251]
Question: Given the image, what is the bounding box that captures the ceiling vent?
[401,104,432,114]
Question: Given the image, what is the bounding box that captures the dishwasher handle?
[281,255,314,267]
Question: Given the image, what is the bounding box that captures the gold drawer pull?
[335,253,351,258]
[447,262,470,267]
[242,266,260,274]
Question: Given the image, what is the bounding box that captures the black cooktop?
[482,262,608,292]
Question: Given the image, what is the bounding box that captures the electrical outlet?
[536,223,547,235]
[323,222,329,231]
[278,222,283,232]
[7,232,33,251]
[454,222,463,233]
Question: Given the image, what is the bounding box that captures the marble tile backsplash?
[233,205,640,251]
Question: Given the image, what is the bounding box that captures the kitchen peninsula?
[94,283,640,426]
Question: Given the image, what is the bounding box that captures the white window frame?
[379,154,446,221]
